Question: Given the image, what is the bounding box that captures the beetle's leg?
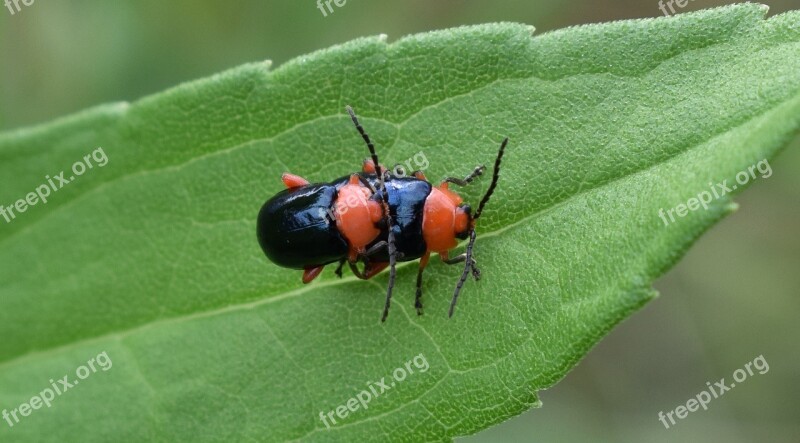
[363,261,389,279]
[440,251,481,280]
[356,242,404,281]
[363,241,387,256]
[345,245,376,280]
[348,261,369,280]
[282,173,310,189]
[334,258,346,278]
[362,158,392,178]
[442,165,486,187]
[361,241,405,262]
[389,163,424,178]
[342,241,396,280]
[362,158,388,176]
[337,258,379,280]
[415,252,430,315]
[362,158,376,174]
[347,257,393,280]
[302,265,325,284]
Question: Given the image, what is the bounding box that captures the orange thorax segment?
[334,176,383,260]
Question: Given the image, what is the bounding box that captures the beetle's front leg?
[440,251,481,280]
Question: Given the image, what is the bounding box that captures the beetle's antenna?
[449,137,507,317]
[346,106,382,180]
[473,137,507,221]
[345,105,397,322]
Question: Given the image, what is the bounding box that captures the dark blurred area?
[1,1,798,441]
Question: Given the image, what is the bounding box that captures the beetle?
[257,105,506,321]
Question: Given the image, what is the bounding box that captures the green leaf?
[1,4,799,441]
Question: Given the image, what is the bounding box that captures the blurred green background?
[2,1,798,442]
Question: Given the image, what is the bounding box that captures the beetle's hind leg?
[345,240,401,280]
[344,259,384,280]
